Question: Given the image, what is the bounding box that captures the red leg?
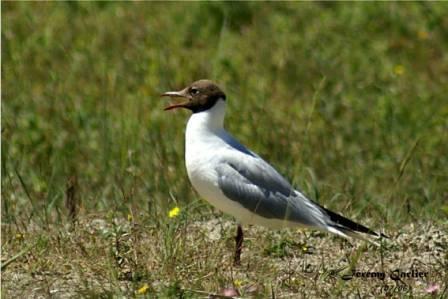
[234,224,243,266]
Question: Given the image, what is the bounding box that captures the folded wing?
[216,154,328,228]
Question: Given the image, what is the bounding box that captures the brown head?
[161,80,226,113]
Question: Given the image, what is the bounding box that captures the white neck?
[186,98,226,134]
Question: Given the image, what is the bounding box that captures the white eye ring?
[190,88,200,95]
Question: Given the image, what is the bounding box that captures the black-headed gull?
[162,80,385,265]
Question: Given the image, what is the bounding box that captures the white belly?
[183,102,300,229]
[186,162,247,218]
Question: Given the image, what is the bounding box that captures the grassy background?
[2,2,448,298]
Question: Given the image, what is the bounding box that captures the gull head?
[161,80,226,113]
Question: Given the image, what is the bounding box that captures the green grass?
[2,2,448,298]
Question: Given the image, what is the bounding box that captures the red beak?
[161,91,190,111]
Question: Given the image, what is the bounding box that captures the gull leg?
[234,224,243,266]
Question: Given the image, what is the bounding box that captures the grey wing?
[216,155,327,227]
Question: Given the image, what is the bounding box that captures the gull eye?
[190,87,200,95]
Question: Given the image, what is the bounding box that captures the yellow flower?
[127,214,133,222]
[394,65,405,76]
[137,283,150,295]
[168,207,180,218]
[234,279,243,288]
[417,30,429,40]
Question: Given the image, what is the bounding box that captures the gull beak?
[161,89,191,111]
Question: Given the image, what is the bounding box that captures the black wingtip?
[321,205,385,238]
[379,232,389,239]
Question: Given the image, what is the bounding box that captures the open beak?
[161,89,190,111]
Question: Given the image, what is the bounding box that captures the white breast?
[184,100,243,216]
[183,99,297,228]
